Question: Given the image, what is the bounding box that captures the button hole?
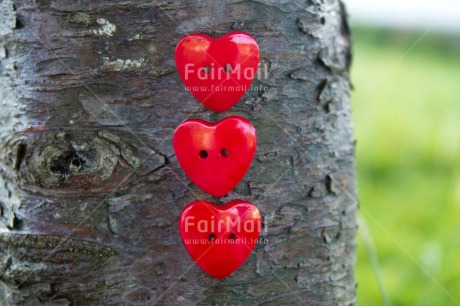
[220,148,229,158]
[199,150,208,159]
[201,66,212,74]
[228,233,237,240]
[225,64,233,72]
[208,233,216,242]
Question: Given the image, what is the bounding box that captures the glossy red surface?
[179,200,261,279]
[175,31,260,112]
[173,116,257,197]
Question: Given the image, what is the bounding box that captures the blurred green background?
[352,26,460,305]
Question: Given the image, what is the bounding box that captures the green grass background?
[352,27,460,306]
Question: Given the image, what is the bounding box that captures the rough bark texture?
[0,0,356,305]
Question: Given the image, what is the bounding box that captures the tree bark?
[0,0,356,305]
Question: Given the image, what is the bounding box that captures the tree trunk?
[0,0,356,305]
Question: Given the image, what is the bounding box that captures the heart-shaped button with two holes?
[173,116,256,197]
[179,200,261,279]
[175,31,260,112]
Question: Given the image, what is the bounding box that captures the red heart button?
[175,31,260,112]
[179,200,261,279]
[173,116,256,197]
